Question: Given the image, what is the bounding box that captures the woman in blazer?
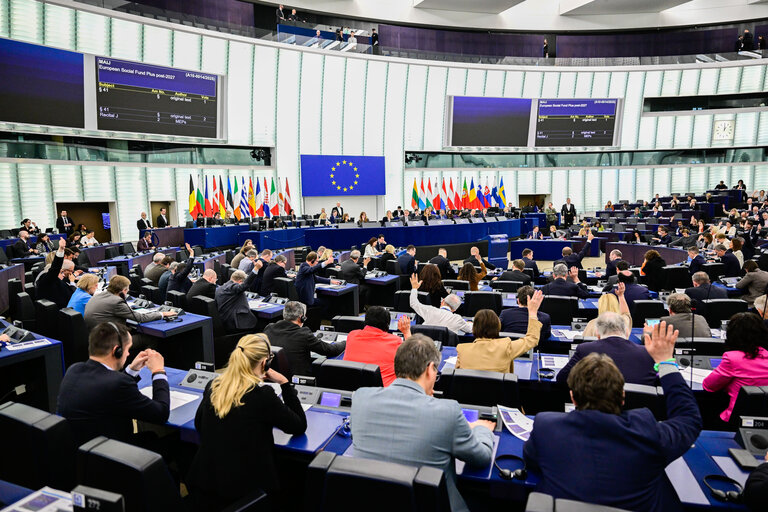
[187,334,307,511]
[458,261,486,291]
[703,313,768,423]
[418,264,448,307]
[640,250,667,292]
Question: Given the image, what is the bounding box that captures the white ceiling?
[413,0,526,15]
[559,0,695,15]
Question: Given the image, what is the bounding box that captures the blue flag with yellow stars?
[300,155,386,196]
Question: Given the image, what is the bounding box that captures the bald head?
[61,259,75,271]
[202,269,217,283]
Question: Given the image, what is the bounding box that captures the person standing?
[156,208,170,228]
[371,28,379,54]
[561,198,576,228]
[56,210,74,235]
[544,202,558,227]
[542,38,549,58]
[275,4,285,25]
[136,212,152,234]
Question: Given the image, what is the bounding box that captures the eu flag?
[300,155,386,196]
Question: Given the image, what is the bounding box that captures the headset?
[493,454,527,481]
[537,368,556,380]
[702,474,743,503]
[107,322,124,359]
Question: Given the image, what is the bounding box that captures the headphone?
[537,368,556,380]
[702,475,743,503]
[493,454,527,481]
[107,322,124,359]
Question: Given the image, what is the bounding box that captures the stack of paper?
[497,405,534,441]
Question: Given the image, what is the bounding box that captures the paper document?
[301,403,313,412]
[680,367,712,384]
[248,300,271,309]
[554,329,579,340]
[666,456,709,505]
[497,405,534,441]
[444,356,458,366]
[132,308,156,315]
[539,355,569,370]
[4,338,51,351]
[140,387,200,410]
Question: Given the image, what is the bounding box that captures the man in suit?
[35,237,75,308]
[84,275,174,331]
[237,249,259,273]
[295,251,334,306]
[156,208,170,228]
[56,210,74,236]
[495,259,532,286]
[715,244,742,278]
[137,231,155,251]
[260,254,287,296]
[651,226,672,245]
[254,249,273,294]
[334,202,344,217]
[522,248,540,280]
[275,3,285,24]
[527,225,543,240]
[687,246,706,276]
[541,264,589,299]
[557,311,657,386]
[143,252,165,276]
[350,334,495,512]
[144,256,173,285]
[428,248,456,279]
[561,198,576,227]
[166,243,195,296]
[11,230,39,258]
[187,269,217,302]
[463,246,496,270]
[554,232,594,270]
[215,268,261,332]
[375,235,387,252]
[136,212,152,234]
[602,261,636,292]
[659,293,710,339]
[735,260,768,305]
[340,250,370,306]
[264,301,345,378]
[57,322,170,447]
[614,270,651,309]
[526,323,702,511]
[605,249,623,278]
[685,271,728,310]
[499,285,551,341]
[398,245,417,275]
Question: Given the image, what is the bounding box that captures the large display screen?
[449,97,532,147]
[535,99,619,147]
[300,155,386,196]
[95,57,219,138]
[0,38,85,128]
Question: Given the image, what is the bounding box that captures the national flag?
[444,179,454,210]
[254,178,263,217]
[491,180,500,208]
[188,175,200,218]
[411,179,419,209]
[469,178,479,209]
[451,179,460,210]
[277,179,285,215]
[418,178,426,210]
[233,178,242,220]
[218,175,227,217]
[269,178,279,216]
[432,179,440,212]
[204,178,212,217]
[212,176,219,214]
[483,183,492,208]
[284,179,292,215]
[439,179,448,211]
[425,179,433,209]
[240,177,250,218]
[226,177,234,216]
[499,177,507,206]
[461,178,469,209]
[262,178,271,218]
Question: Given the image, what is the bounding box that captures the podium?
[482,234,509,270]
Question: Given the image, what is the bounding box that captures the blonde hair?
[322,248,333,260]
[597,293,620,315]
[384,244,395,254]
[210,334,271,418]
[45,252,57,265]
[77,273,99,292]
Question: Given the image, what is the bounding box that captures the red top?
[343,326,402,386]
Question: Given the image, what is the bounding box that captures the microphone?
[120,292,144,334]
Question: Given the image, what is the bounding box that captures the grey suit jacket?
[351,379,494,512]
[84,291,162,331]
[659,313,710,339]
[736,269,768,304]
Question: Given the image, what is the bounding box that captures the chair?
[623,383,665,420]
[441,279,469,291]
[7,278,22,317]
[104,247,121,260]
[0,401,76,491]
[58,308,89,367]
[13,292,36,331]
[188,296,243,368]
[219,263,232,285]
[77,252,90,267]
[24,281,36,301]
[192,245,204,256]
[410,325,460,347]
[729,386,768,431]
[273,277,300,300]
[659,266,691,290]
[34,299,59,338]
[630,300,667,328]
[128,273,142,296]
[305,451,449,512]
[385,259,400,276]
[437,368,520,408]
[121,242,135,255]
[270,345,293,379]
[490,280,525,292]
[312,359,383,391]
[132,264,144,278]
[463,291,503,316]
[140,285,162,305]
[702,262,726,284]
[394,290,430,313]
[77,436,183,512]
[165,290,187,309]
[331,315,366,333]
[702,298,748,328]
[540,296,579,326]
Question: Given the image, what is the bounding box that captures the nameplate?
[4,338,52,351]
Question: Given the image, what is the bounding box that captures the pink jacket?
[703,347,768,422]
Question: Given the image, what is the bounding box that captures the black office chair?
[332,315,366,333]
[437,368,520,408]
[411,325,460,347]
[77,252,90,267]
[5,244,16,260]
[33,299,59,338]
[630,300,667,328]
[165,290,187,309]
[0,246,8,264]
[306,451,449,512]
[702,298,748,328]
[104,247,121,260]
[13,291,37,331]
[23,281,36,301]
[270,345,294,380]
[77,436,183,512]
[188,295,244,369]
[393,290,431,313]
[7,277,23,318]
[490,280,525,292]
[192,245,204,256]
[128,273,142,296]
[441,279,469,291]
[274,277,300,301]
[140,285,162,305]
[623,383,665,420]
[729,386,768,431]
[219,263,232,285]
[540,296,579,326]
[463,291,503,316]
[312,359,383,391]
[132,264,144,278]
[58,308,89,367]
[121,242,135,255]
[385,259,400,276]
[660,265,692,290]
[702,262,726,284]
[0,401,76,491]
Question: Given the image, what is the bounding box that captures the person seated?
[527,225,543,240]
[687,246,706,275]
[670,228,697,249]
[408,274,472,335]
[238,249,260,273]
[340,213,351,223]
[592,220,605,232]
[715,243,741,278]
[67,273,99,315]
[357,211,370,227]
[548,224,566,239]
[640,249,667,292]
[614,270,652,309]
[260,254,288,296]
[428,247,456,279]
[735,260,768,305]
[397,245,416,275]
[703,313,768,424]
[57,322,170,447]
[499,286,551,341]
[187,269,218,302]
[340,250,370,305]
[685,271,728,306]
[632,207,644,218]
[230,240,254,270]
[650,226,672,245]
[525,325,701,512]
[583,283,632,338]
[557,312,657,386]
[36,238,75,308]
[658,293,710,339]
[382,210,395,223]
[350,335,495,512]
[211,212,223,225]
[195,213,205,227]
[363,237,380,258]
[20,218,40,235]
[215,268,262,333]
[186,334,306,511]
[602,261,636,292]
[137,231,155,251]
[457,291,544,373]
[495,259,532,286]
[343,306,409,386]
[167,244,196,295]
[521,248,540,279]
[145,255,173,285]
[463,246,496,270]
[85,275,174,331]
[554,232,594,270]
[541,264,589,299]
[604,201,615,211]
[375,234,387,252]
[81,230,98,247]
[605,249,623,277]
[157,262,175,299]
[697,232,715,251]
[746,454,768,511]
[264,301,345,377]
[12,230,39,257]
[417,264,448,307]
[458,261,487,292]
[35,233,54,253]
[379,244,397,270]
[715,180,728,190]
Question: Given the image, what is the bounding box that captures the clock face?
[713,120,735,141]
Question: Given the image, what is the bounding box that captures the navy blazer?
[523,257,540,279]
[688,255,706,276]
[215,271,258,331]
[556,336,657,386]
[428,254,456,279]
[527,230,543,240]
[721,250,741,277]
[605,258,622,277]
[541,278,590,299]
[398,253,416,275]
[557,241,591,270]
[295,261,329,305]
[525,369,702,512]
[57,359,170,447]
[496,270,532,286]
[499,307,551,341]
[260,262,287,296]
[617,282,652,309]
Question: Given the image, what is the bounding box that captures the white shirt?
[81,236,98,247]
[409,289,473,335]
[99,361,167,382]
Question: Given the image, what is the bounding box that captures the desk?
[237,228,309,252]
[99,247,178,276]
[0,264,24,314]
[80,243,122,267]
[192,253,226,272]
[141,226,185,247]
[132,313,214,368]
[508,240,598,261]
[10,255,44,271]
[316,283,359,316]
[249,300,285,320]
[183,225,250,249]
[0,233,66,250]
[363,274,399,307]
[605,242,688,266]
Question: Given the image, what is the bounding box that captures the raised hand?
[409,273,422,290]
[644,320,679,364]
